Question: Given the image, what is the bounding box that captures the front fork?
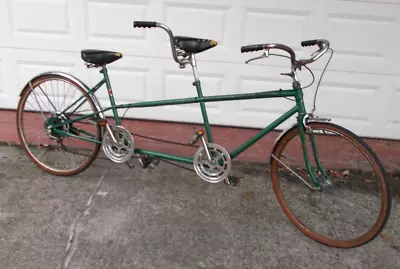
[294,84,329,190]
[297,113,331,190]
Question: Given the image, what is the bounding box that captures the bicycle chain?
[50,115,234,181]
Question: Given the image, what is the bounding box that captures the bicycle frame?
[50,59,321,188]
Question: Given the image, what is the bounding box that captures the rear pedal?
[138,155,160,169]
[224,176,240,186]
[188,129,204,145]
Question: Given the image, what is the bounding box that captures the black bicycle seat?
[81,49,123,66]
[175,36,218,54]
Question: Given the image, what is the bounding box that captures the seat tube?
[191,54,213,143]
[101,66,121,125]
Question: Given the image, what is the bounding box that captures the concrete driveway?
[0,145,399,269]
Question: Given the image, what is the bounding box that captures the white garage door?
[0,0,399,139]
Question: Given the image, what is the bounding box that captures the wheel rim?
[271,122,390,248]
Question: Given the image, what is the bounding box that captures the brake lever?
[311,45,323,58]
[245,49,269,64]
[311,50,320,58]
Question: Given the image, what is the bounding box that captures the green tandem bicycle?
[15,21,391,248]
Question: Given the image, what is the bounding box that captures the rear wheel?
[271,122,391,248]
[16,74,102,176]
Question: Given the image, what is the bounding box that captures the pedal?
[224,176,240,186]
[138,156,159,169]
[188,129,204,145]
[87,117,107,126]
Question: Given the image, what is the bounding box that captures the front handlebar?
[241,39,330,69]
[298,39,330,65]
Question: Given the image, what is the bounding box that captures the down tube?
[230,105,299,159]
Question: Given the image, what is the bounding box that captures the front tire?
[270,121,391,248]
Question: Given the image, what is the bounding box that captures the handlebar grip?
[133,21,157,28]
[301,39,318,47]
[241,44,264,53]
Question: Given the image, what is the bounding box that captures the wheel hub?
[44,113,70,140]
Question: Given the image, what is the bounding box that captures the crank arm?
[105,124,118,144]
[201,136,212,162]
[188,129,212,162]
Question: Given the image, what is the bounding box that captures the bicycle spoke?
[38,85,57,111]
[272,153,319,190]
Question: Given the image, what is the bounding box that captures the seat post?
[190,53,199,82]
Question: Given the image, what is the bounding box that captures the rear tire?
[16,74,102,176]
[270,121,391,248]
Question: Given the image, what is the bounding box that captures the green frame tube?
[51,66,320,187]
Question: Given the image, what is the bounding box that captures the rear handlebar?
[133,21,157,28]
[133,21,186,65]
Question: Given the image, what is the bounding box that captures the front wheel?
[271,121,391,248]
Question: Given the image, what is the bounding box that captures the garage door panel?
[305,70,397,137]
[1,0,400,140]
[0,1,11,44]
[243,0,319,11]
[0,57,3,96]
[243,8,311,52]
[325,0,399,75]
[238,76,294,115]
[155,61,301,130]
[163,71,223,109]
[0,49,19,101]
[164,2,228,44]
[86,0,148,43]
[381,78,400,138]
[18,61,75,90]
[315,83,376,123]
[336,0,400,6]
[12,0,70,37]
[10,49,84,91]
[163,0,231,10]
[3,0,85,52]
[101,58,297,129]
[326,16,395,75]
[91,66,148,104]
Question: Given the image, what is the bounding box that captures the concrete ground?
[0,145,399,269]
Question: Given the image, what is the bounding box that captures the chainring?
[193,143,231,183]
[102,125,135,163]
